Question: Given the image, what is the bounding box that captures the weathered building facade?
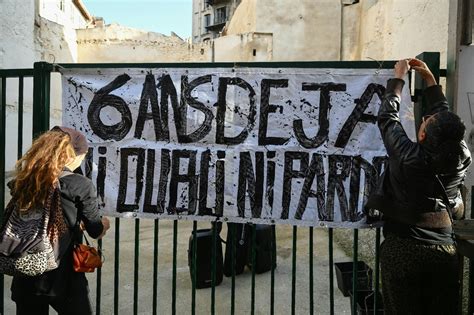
[195,0,450,66]
[192,0,241,43]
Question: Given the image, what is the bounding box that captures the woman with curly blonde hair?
[9,126,110,315]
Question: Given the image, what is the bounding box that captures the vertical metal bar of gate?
[231,223,237,315]
[153,219,160,315]
[270,225,276,315]
[114,218,121,315]
[133,219,140,315]
[17,76,24,160]
[32,62,51,137]
[469,186,474,315]
[191,221,197,315]
[291,226,297,315]
[309,227,314,315]
[211,222,217,315]
[250,224,257,315]
[0,75,6,315]
[172,220,178,314]
[328,228,334,315]
[96,238,102,315]
[351,229,359,315]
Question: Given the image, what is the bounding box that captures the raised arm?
[377,59,417,160]
[409,58,449,114]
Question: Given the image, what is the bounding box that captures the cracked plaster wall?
[349,0,449,66]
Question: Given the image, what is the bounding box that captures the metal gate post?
[413,52,441,132]
[0,74,5,315]
[33,62,52,138]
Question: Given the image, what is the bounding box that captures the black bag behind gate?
[224,223,276,276]
[188,223,276,287]
[187,228,223,289]
[247,224,275,274]
[223,223,250,277]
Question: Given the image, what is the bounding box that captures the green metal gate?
[0,53,471,315]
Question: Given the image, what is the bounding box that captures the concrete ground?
[3,220,353,314]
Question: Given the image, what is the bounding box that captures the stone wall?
[77,24,212,63]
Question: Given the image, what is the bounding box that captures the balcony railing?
[205,17,227,31]
[206,0,230,6]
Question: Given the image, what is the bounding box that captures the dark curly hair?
[425,111,465,147]
[424,110,466,172]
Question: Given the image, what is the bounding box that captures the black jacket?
[366,79,471,230]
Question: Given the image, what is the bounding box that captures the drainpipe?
[461,0,472,45]
[211,39,215,62]
[340,1,345,61]
[340,1,360,61]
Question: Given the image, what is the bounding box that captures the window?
[215,6,227,24]
[203,0,210,10]
[203,14,211,33]
[204,14,211,27]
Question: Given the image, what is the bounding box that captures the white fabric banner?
[61,67,414,227]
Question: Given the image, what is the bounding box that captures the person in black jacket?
[365,58,471,314]
[9,126,110,315]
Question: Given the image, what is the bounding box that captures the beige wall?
[353,0,449,66]
[223,0,341,61]
[255,0,341,61]
[222,0,450,63]
[226,0,257,34]
[214,32,272,61]
[77,24,212,63]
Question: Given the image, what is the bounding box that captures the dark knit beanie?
[51,126,89,155]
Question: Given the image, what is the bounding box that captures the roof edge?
[72,0,93,22]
